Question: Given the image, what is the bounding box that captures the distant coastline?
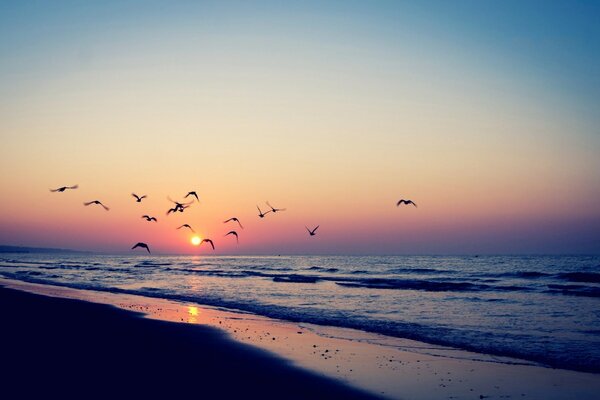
[0,245,90,254]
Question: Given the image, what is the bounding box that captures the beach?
[0,284,379,399]
[3,278,600,399]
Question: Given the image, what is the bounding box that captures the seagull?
[132,193,147,202]
[131,242,151,254]
[167,197,193,214]
[306,225,319,236]
[84,200,109,211]
[141,215,157,222]
[224,217,244,229]
[185,191,199,202]
[177,224,195,233]
[50,184,78,192]
[201,239,215,250]
[257,205,271,218]
[225,231,239,243]
[266,201,286,213]
[396,199,417,208]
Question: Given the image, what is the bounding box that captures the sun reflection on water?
[188,306,199,323]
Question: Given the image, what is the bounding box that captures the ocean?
[1,254,599,372]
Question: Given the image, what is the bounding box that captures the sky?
[0,1,599,255]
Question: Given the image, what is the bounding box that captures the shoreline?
[0,283,380,399]
[2,278,600,399]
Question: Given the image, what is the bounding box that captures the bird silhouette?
[50,184,78,192]
[225,231,239,243]
[84,200,109,211]
[396,199,417,208]
[266,201,286,213]
[224,217,244,229]
[257,205,271,218]
[201,239,215,250]
[306,225,319,236]
[185,191,199,201]
[141,215,157,222]
[132,193,147,202]
[177,224,195,233]
[167,197,193,214]
[131,242,151,254]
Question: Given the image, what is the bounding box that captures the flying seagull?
[396,199,417,208]
[306,225,319,236]
[141,215,157,222]
[132,193,147,202]
[131,242,151,254]
[201,238,215,250]
[177,224,195,233]
[50,184,78,192]
[257,205,271,218]
[266,201,286,213]
[167,197,193,214]
[84,200,109,211]
[185,191,199,202]
[225,231,239,243]
[224,217,244,229]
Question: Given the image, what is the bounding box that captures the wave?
[557,272,600,283]
[546,284,600,298]
[389,267,454,274]
[336,279,488,292]
[307,266,339,273]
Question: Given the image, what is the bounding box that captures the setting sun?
[191,236,201,246]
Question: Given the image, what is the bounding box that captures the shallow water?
[1,254,599,372]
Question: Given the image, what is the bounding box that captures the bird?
[167,197,193,214]
[306,225,319,236]
[224,217,244,229]
[177,224,195,233]
[132,193,147,202]
[266,201,286,213]
[225,231,239,243]
[257,205,271,218]
[396,199,417,208]
[185,191,199,202]
[131,242,151,254]
[50,184,78,192]
[141,215,157,222]
[201,239,215,250]
[84,200,109,211]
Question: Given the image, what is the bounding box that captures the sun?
[191,236,201,246]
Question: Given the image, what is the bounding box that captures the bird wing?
[410,201,417,207]
[257,205,262,213]
[266,201,275,210]
[313,225,320,233]
[306,226,311,234]
[50,188,60,192]
[140,195,147,200]
[100,203,109,211]
[224,218,233,223]
[83,201,93,206]
[68,185,78,189]
[132,193,139,200]
[237,220,244,229]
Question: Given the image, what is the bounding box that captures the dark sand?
[1,287,380,399]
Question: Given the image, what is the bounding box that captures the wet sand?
[3,278,600,399]
[0,286,379,399]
